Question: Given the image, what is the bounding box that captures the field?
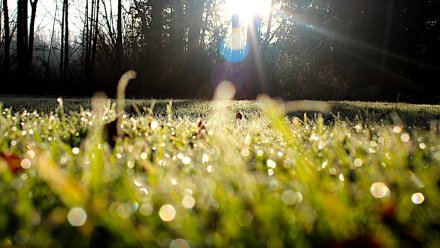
[1,95,440,247]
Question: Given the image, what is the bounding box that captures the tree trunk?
[187,0,205,53]
[91,0,99,69]
[116,0,123,70]
[60,0,65,76]
[150,0,165,51]
[63,0,69,77]
[82,0,89,69]
[85,0,94,79]
[172,0,184,55]
[46,0,58,77]
[28,0,39,72]
[2,0,10,81]
[17,0,28,82]
[200,0,212,49]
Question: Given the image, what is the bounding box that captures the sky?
[5,0,122,40]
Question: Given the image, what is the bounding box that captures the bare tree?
[91,0,99,70]
[16,0,28,81]
[60,0,69,78]
[2,0,10,81]
[46,0,59,76]
[28,0,39,71]
[116,0,123,69]
[64,0,69,77]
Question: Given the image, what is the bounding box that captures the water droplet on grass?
[401,133,410,142]
[169,239,190,248]
[354,158,363,167]
[182,195,196,209]
[67,208,87,226]
[150,120,159,130]
[202,153,210,163]
[266,159,276,169]
[281,190,302,205]
[411,192,425,205]
[72,147,80,155]
[159,204,176,222]
[370,182,390,198]
[182,156,191,165]
[20,159,31,169]
[140,152,148,160]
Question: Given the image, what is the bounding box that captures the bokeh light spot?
[67,207,87,227]
[20,159,32,169]
[370,182,390,198]
[169,239,190,248]
[159,204,176,222]
[182,195,196,209]
[411,192,425,205]
[72,147,80,155]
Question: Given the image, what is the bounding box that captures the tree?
[150,0,165,51]
[28,0,39,71]
[188,0,205,53]
[116,0,123,70]
[2,0,10,81]
[16,0,28,82]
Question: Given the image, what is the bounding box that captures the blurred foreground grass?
[0,96,440,247]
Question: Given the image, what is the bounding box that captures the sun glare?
[226,0,271,25]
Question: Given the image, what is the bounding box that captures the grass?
[0,95,440,247]
[1,96,440,126]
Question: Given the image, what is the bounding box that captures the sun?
[225,0,271,25]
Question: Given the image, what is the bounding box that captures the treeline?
[0,0,439,101]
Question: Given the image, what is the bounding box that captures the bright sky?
[4,0,276,44]
[5,0,121,40]
[225,0,272,26]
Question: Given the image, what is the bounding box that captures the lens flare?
[226,0,270,22]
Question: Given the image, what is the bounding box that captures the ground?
[0,96,439,247]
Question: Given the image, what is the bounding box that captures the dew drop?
[182,156,191,165]
[266,159,276,169]
[370,182,390,198]
[281,190,298,205]
[169,239,190,248]
[20,159,32,169]
[182,195,196,209]
[411,192,425,205]
[400,133,410,143]
[268,169,275,176]
[67,208,87,227]
[140,152,148,160]
[72,147,80,155]
[202,153,210,163]
[338,173,345,182]
[354,158,363,167]
[321,161,328,169]
[150,120,159,130]
[159,204,176,222]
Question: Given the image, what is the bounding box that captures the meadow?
[1,94,440,247]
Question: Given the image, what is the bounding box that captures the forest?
[0,0,439,102]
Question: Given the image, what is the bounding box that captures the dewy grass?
[0,92,440,247]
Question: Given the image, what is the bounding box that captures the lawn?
[0,96,440,247]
